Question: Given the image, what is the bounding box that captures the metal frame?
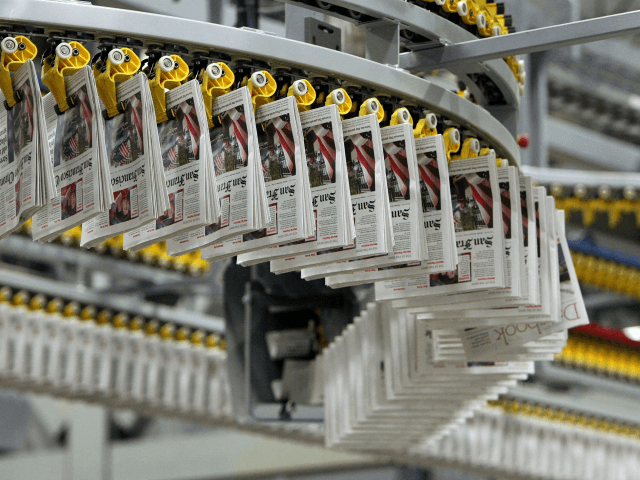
[278,0,519,110]
[0,0,520,165]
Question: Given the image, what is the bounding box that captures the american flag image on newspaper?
[418,158,440,211]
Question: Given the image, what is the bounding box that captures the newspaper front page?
[166,87,261,256]
[33,67,112,242]
[237,104,353,265]
[124,80,213,250]
[375,154,504,301]
[200,96,314,261]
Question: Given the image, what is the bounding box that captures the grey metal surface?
[520,165,640,189]
[0,0,520,163]
[277,0,519,108]
[365,22,400,66]
[400,10,640,72]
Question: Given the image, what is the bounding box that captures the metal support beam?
[399,11,640,72]
[365,22,400,66]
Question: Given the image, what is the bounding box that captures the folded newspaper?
[236,104,354,266]
[0,59,56,239]
[200,96,315,262]
[32,66,113,242]
[165,86,268,256]
[123,79,219,251]
[81,73,170,248]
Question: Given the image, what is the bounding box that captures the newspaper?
[80,73,169,247]
[200,96,315,262]
[459,210,588,360]
[0,59,55,238]
[32,66,112,242]
[374,154,504,301]
[237,104,353,266]
[520,175,539,305]
[123,80,217,250]
[298,114,395,281]
[325,133,457,288]
[165,87,264,256]
[321,123,427,287]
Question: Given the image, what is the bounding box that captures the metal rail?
[0,0,521,165]
[400,10,640,72]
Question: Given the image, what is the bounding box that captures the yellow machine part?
[325,88,352,116]
[451,137,480,160]
[247,70,276,110]
[287,78,317,112]
[358,97,384,123]
[443,127,461,161]
[413,113,438,138]
[41,41,91,114]
[94,48,141,119]
[441,0,460,14]
[201,62,235,128]
[148,54,189,124]
[0,36,37,109]
[390,107,413,127]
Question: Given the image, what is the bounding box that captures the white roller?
[492,25,502,37]
[108,49,125,66]
[158,55,175,73]
[435,0,446,5]
[364,98,379,115]
[331,89,345,105]
[292,80,308,96]
[316,0,332,9]
[597,185,612,200]
[56,42,73,60]
[396,108,411,124]
[450,128,460,145]
[470,138,480,154]
[251,71,268,88]
[457,1,468,17]
[1,37,18,55]
[206,63,223,80]
[518,60,525,74]
[623,185,637,201]
[574,184,588,199]
[501,159,509,167]
[476,13,487,29]
[425,112,437,130]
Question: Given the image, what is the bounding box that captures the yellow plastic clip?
[248,70,276,110]
[176,326,190,342]
[451,137,481,160]
[201,62,235,129]
[390,107,413,127]
[359,97,384,123]
[41,41,91,114]
[148,54,189,124]
[62,301,80,318]
[94,48,141,119]
[479,147,494,157]
[12,290,29,307]
[441,0,460,14]
[29,294,47,311]
[45,297,63,314]
[414,112,438,138]
[443,127,461,161]
[113,313,129,329]
[0,36,37,109]
[325,88,352,116]
[288,79,316,112]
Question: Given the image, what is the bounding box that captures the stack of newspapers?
[32,66,113,243]
[80,73,170,248]
[0,59,56,239]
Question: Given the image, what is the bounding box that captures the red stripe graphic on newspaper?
[273,117,296,175]
[351,134,375,190]
[467,174,493,228]
[229,109,248,166]
[182,104,200,157]
[418,158,440,208]
[78,89,93,145]
[501,187,511,237]
[386,143,410,198]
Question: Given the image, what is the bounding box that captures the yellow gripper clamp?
[287,79,316,112]
[41,41,91,115]
[247,70,276,110]
[148,54,189,124]
[390,107,413,127]
[200,62,235,128]
[359,97,384,123]
[0,36,37,109]
[325,88,352,117]
[443,127,461,161]
[451,137,481,160]
[414,112,438,138]
[94,48,141,119]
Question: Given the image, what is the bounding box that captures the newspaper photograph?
[81,74,156,246]
[124,80,211,250]
[375,155,504,300]
[237,104,352,265]
[201,96,311,261]
[33,67,109,241]
[298,114,393,280]
[166,87,259,255]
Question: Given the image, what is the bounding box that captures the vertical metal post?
[67,403,109,480]
[521,52,549,167]
[365,22,400,66]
